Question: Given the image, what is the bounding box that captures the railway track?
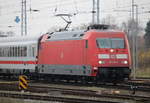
[97,83,150,93]
[0,91,120,103]
[0,81,150,102]
[0,78,150,91]
[31,79,150,93]
[24,84,150,102]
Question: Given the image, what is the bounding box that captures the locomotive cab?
[85,25,131,82]
[96,37,131,81]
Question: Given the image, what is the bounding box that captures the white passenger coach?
[0,36,39,76]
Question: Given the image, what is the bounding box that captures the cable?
[74,0,79,14]
[1,0,90,16]
[0,0,87,10]
[1,0,149,25]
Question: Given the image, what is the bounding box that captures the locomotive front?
[85,28,131,82]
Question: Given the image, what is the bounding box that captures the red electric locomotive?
[37,25,131,82]
[0,24,131,82]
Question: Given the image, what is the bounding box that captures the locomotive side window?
[96,38,125,49]
[85,40,88,48]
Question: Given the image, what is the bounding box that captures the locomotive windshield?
[96,38,125,48]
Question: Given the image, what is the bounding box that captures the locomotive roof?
[47,29,124,41]
[47,30,85,41]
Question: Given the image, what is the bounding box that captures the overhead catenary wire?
[0,0,90,16]
[0,0,149,28]
[74,0,79,14]
[0,0,149,17]
[1,0,150,11]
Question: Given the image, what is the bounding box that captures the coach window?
[10,47,12,57]
[22,46,27,57]
[4,47,6,57]
[15,47,17,57]
[17,46,18,57]
[9,47,11,57]
[1,48,2,57]
[3,47,6,57]
[14,47,16,57]
[12,47,15,57]
[6,47,8,57]
[17,46,19,57]
[32,47,35,57]
[13,47,15,57]
[0,48,2,57]
[2,47,4,57]
[0,48,1,56]
[1,48,3,57]
[20,47,23,57]
[2,48,4,57]
[0,48,1,57]
[16,46,18,57]
[8,47,10,57]
[11,47,13,57]
[20,46,22,57]
[5,47,7,57]
[5,47,8,57]
[18,46,20,57]
[3,47,5,57]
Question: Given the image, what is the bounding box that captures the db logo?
[110,54,116,59]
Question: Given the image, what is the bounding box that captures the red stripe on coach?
[0,61,37,64]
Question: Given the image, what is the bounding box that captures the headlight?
[123,60,128,64]
[99,61,105,64]
[110,49,114,52]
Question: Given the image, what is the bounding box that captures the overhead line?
[1,1,91,16]
[0,0,87,10]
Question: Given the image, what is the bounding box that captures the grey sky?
[0,0,150,36]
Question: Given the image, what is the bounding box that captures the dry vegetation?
[136,49,150,77]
